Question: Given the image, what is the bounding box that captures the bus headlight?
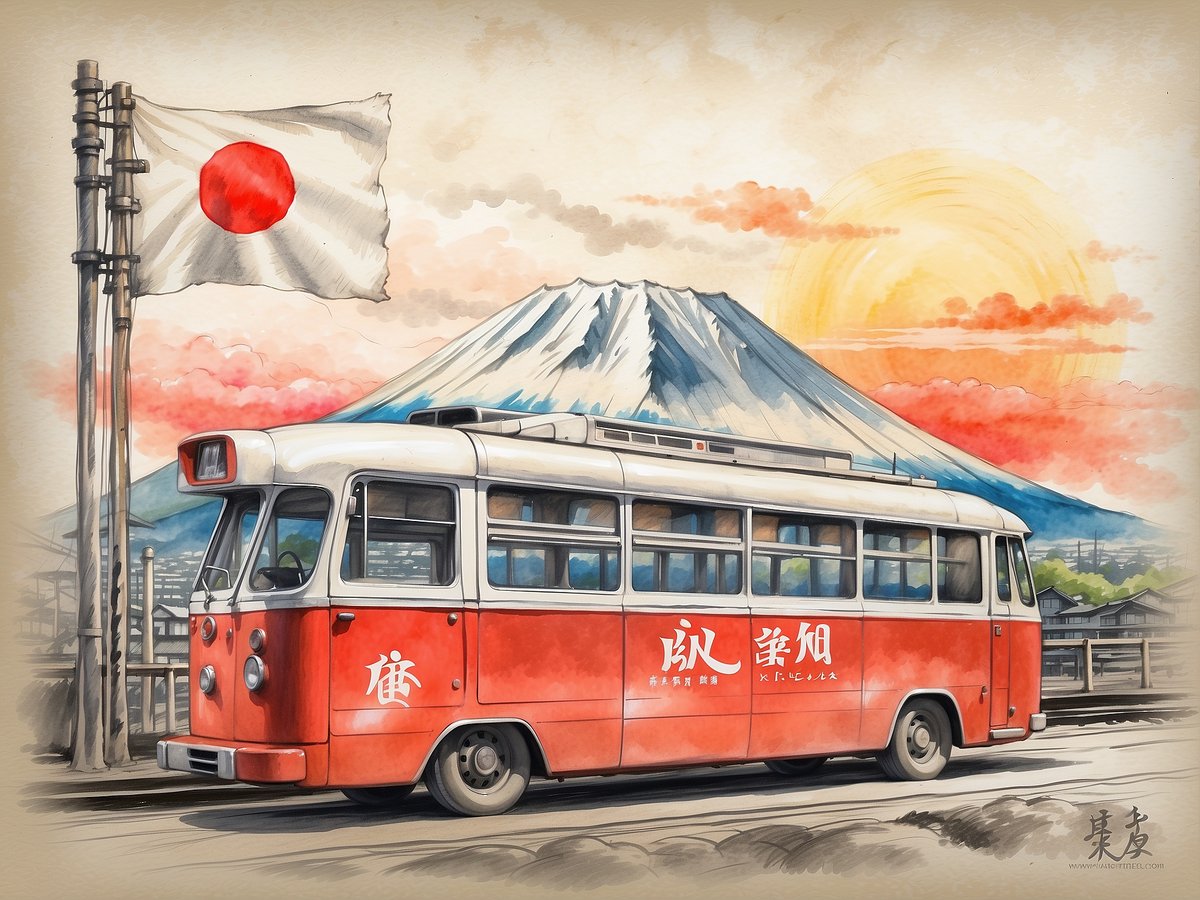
[248,628,266,653]
[243,655,267,692]
[198,665,216,695]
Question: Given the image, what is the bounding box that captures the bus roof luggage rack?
[414,406,934,485]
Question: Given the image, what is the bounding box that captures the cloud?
[366,218,556,325]
[421,175,749,257]
[31,320,410,458]
[627,180,899,240]
[869,377,1197,501]
[1084,240,1154,263]
[425,175,673,256]
[928,292,1152,332]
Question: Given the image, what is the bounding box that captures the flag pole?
[105,81,138,767]
[70,60,106,772]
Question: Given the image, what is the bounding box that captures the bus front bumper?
[158,736,306,784]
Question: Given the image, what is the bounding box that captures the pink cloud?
[32,320,417,457]
[627,181,898,241]
[870,377,1197,502]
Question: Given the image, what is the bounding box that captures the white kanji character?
[753,626,790,667]
[365,650,422,707]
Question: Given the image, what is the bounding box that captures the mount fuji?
[67,278,1148,557]
[330,278,1146,542]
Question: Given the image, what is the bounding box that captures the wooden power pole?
[105,81,139,767]
[70,59,106,773]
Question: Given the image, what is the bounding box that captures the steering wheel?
[277,549,307,579]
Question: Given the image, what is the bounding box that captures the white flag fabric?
[131,95,391,301]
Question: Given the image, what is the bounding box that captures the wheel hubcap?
[907,714,937,763]
[456,729,509,789]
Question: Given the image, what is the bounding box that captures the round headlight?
[243,655,266,692]
[199,615,217,643]
[248,628,266,653]
[198,665,216,695]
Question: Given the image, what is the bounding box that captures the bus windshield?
[248,487,331,592]
[195,491,263,596]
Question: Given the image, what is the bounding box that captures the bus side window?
[1010,538,1036,607]
[751,512,855,598]
[994,536,1012,602]
[863,522,932,601]
[486,486,620,592]
[631,500,743,594]
[341,480,456,585]
[937,530,982,604]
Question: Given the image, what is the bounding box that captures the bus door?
[621,500,751,767]
[990,536,1015,729]
[328,478,467,784]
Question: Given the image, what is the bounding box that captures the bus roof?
[241,421,1029,534]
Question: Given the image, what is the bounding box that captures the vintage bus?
[158,407,1045,816]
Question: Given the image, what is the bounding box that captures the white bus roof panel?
[471,431,625,489]
[267,423,479,482]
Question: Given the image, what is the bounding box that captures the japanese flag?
[131,94,391,301]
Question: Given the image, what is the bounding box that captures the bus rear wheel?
[341,784,415,807]
[764,757,828,777]
[878,699,951,780]
[424,723,531,816]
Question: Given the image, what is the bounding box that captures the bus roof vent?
[406,406,538,427]
[451,408,932,484]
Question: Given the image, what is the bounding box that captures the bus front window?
[249,488,331,592]
[195,491,262,596]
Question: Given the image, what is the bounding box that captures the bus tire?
[878,698,951,781]
[341,784,415,807]
[764,757,828,777]
[424,723,531,816]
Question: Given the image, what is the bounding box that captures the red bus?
[159,407,1045,815]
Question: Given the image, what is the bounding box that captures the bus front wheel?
[878,699,951,781]
[424,723,531,816]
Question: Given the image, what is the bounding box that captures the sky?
[1,0,1197,535]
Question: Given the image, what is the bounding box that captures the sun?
[764,149,1122,397]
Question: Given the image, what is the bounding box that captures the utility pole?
[141,546,156,734]
[105,81,139,767]
[70,59,106,773]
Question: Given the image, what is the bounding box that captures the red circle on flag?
[199,142,296,234]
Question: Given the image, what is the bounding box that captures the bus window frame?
[477,479,625,609]
[861,520,934,603]
[933,528,984,608]
[234,484,335,605]
[749,508,857,601]
[329,473,469,608]
[188,489,265,610]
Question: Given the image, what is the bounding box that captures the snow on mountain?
[332,278,1147,541]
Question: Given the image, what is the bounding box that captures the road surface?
[14,719,1200,899]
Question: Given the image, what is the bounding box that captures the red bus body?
[160,413,1045,812]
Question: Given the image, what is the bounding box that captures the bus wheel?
[878,699,951,781]
[341,784,415,807]
[424,723,531,816]
[764,757,828,777]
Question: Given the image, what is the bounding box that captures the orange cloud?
[32,320,411,458]
[1084,240,1154,263]
[869,377,1197,502]
[627,181,898,240]
[928,292,1152,332]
